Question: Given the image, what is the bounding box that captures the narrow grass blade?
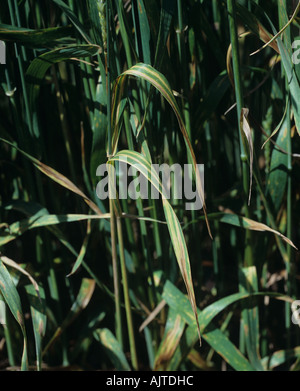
[24,284,46,371]
[275,36,300,136]
[235,2,279,54]
[136,0,151,64]
[25,44,100,112]
[261,98,289,149]
[0,138,103,215]
[250,1,300,56]
[206,212,297,250]
[0,213,110,247]
[238,2,300,135]
[240,108,253,205]
[139,299,166,333]
[87,0,105,47]
[265,113,289,214]
[0,256,40,299]
[67,220,91,277]
[239,266,264,371]
[0,295,6,326]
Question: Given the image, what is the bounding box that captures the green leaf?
[24,284,46,371]
[90,72,108,187]
[25,44,100,115]
[240,108,254,205]
[67,220,91,277]
[110,62,211,237]
[135,0,151,64]
[249,3,300,136]
[266,114,289,213]
[0,213,109,247]
[163,279,295,370]
[203,212,297,250]
[276,38,300,136]
[94,328,131,371]
[235,2,279,53]
[261,346,300,370]
[162,280,255,371]
[51,0,91,43]
[0,24,74,48]
[239,266,264,371]
[86,0,104,47]
[153,0,175,68]
[0,259,28,370]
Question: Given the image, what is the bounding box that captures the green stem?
[3,316,15,367]
[116,217,138,370]
[105,0,123,346]
[279,0,293,352]
[115,0,158,309]
[109,197,123,347]
[227,0,253,267]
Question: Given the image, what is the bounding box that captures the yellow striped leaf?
[108,150,202,344]
[110,63,211,238]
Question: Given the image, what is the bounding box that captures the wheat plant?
[0,0,300,371]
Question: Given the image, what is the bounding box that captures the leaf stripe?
[108,150,202,344]
[110,63,211,238]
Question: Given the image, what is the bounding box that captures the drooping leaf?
[252,3,300,136]
[240,108,254,205]
[0,138,103,215]
[0,24,74,48]
[108,150,202,344]
[25,44,100,115]
[205,212,297,250]
[235,2,279,54]
[250,1,300,56]
[1,256,40,299]
[110,62,212,238]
